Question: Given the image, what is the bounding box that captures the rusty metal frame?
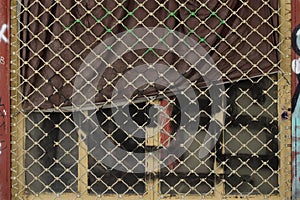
[0,0,10,199]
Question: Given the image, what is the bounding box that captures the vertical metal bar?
[145,100,161,200]
[0,0,10,199]
[77,111,89,196]
[279,0,292,199]
[10,0,26,199]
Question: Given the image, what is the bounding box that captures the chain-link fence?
[10,0,291,199]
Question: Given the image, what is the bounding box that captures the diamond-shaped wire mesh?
[10,0,290,199]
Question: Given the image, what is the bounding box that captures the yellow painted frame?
[10,0,292,199]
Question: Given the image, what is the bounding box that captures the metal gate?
[10,0,292,199]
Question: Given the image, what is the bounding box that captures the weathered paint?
[0,0,10,199]
[292,0,300,198]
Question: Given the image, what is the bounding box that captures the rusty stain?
[0,0,10,199]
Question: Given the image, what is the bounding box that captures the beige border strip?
[10,0,26,199]
[278,0,292,199]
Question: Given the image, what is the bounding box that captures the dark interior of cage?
[24,75,278,195]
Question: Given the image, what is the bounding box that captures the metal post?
[0,0,10,199]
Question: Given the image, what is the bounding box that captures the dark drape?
[21,0,279,111]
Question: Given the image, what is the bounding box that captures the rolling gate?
[9,0,292,199]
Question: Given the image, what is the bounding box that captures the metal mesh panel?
[10,0,291,199]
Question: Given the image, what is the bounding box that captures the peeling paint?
[0,1,10,199]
